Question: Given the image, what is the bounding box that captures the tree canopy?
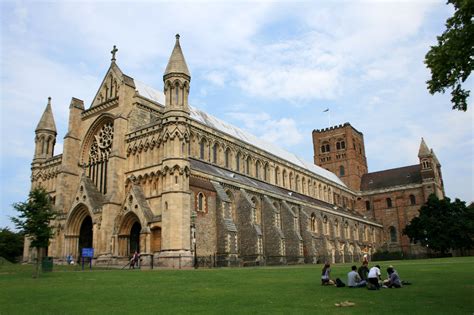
[11,187,57,276]
[425,0,474,111]
[403,194,474,254]
[0,227,24,263]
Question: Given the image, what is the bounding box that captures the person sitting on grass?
[358,260,369,282]
[367,264,381,290]
[348,265,366,288]
[321,263,334,285]
[385,266,402,288]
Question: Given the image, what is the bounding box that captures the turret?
[158,35,193,267]
[33,97,57,163]
[418,138,444,199]
[163,34,190,115]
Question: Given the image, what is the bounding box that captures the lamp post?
[191,211,197,269]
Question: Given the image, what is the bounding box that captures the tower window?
[409,194,416,205]
[422,159,431,169]
[321,142,330,153]
[365,200,371,211]
[386,197,393,208]
[336,139,346,150]
[339,165,345,176]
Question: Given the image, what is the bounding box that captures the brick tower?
[312,123,368,191]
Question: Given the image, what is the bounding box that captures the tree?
[403,194,474,254]
[11,187,57,277]
[0,227,24,263]
[424,0,474,111]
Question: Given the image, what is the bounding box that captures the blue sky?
[1,0,473,229]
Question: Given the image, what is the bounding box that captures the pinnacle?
[36,97,57,133]
[164,34,190,78]
[418,137,430,158]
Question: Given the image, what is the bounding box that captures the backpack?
[336,278,346,287]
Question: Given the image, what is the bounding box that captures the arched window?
[386,197,393,208]
[310,213,316,232]
[336,139,346,150]
[323,216,329,235]
[365,200,371,211]
[197,192,205,212]
[409,194,416,205]
[225,148,230,168]
[212,143,218,163]
[255,161,260,179]
[87,120,114,194]
[344,222,349,239]
[275,167,279,185]
[283,170,287,187]
[339,165,345,176]
[246,157,250,175]
[321,141,330,153]
[252,197,261,225]
[389,226,397,243]
[422,159,431,169]
[274,204,281,229]
[199,139,205,159]
[236,152,241,172]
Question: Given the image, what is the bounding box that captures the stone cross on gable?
[111,45,118,62]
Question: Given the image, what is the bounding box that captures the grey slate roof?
[360,164,422,191]
[190,158,364,219]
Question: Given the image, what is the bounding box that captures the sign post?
[81,248,94,271]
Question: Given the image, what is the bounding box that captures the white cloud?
[226,111,304,147]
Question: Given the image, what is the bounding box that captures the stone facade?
[313,124,445,255]
[25,35,403,267]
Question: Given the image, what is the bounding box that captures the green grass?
[1,257,473,314]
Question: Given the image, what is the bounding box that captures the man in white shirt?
[347,265,366,288]
[367,264,381,290]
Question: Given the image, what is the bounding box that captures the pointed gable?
[90,62,126,108]
[74,175,104,212]
[36,97,57,133]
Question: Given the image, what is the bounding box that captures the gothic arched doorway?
[130,221,141,254]
[65,204,94,261]
[118,212,142,257]
[79,216,93,258]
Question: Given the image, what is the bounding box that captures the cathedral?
[25,35,444,267]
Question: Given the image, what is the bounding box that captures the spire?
[431,149,441,166]
[35,97,57,133]
[418,137,430,158]
[164,34,190,78]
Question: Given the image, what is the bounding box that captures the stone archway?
[118,212,142,257]
[65,204,93,261]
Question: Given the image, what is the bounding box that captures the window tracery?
[87,121,113,194]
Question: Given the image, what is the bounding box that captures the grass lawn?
[1,257,473,314]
